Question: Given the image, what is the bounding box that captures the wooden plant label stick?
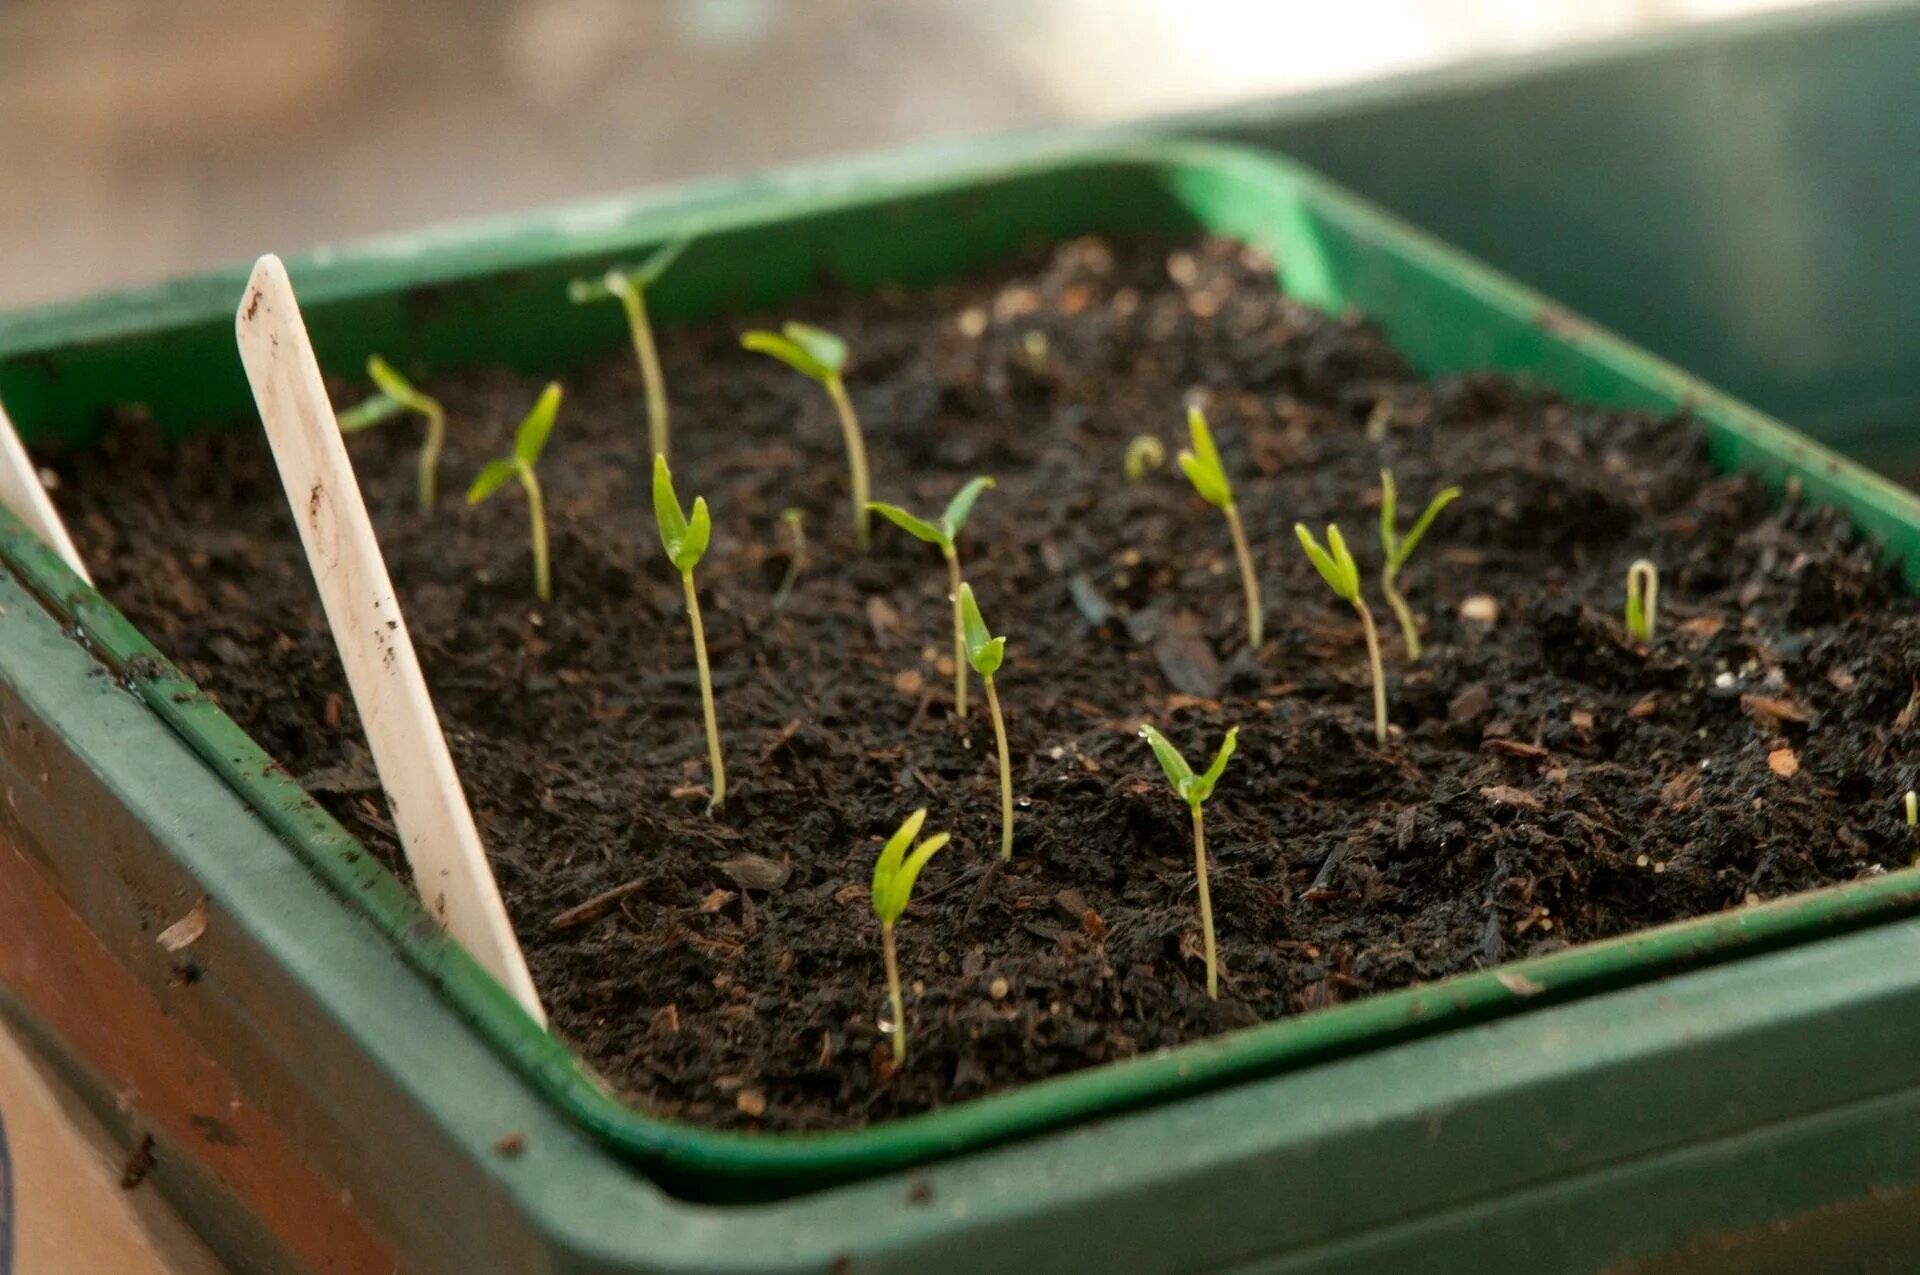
[234,255,544,1024]
[0,398,90,582]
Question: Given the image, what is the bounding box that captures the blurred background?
[0,0,1833,311]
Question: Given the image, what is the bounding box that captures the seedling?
[1906,790,1917,828]
[867,476,996,716]
[1139,723,1238,1000]
[957,583,1015,860]
[652,455,725,810]
[742,322,873,549]
[1124,435,1166,481]
[1378,469,1461,661]
[567,236,691,460]
[338,356,449,510]
[466,382,562,601]
[771,508,807,610]
[1296,522,1389,744]
[1625,559,1659,643]
[870,808,951,1065]
[1177,406,1263,649]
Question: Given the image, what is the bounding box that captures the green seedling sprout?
[870,808,952,1065]
[1378,469,1460,661]
[771,507,807,610]
[742,322,873,549]
[1124,435,1166,481]
[338,356,449,510]
[957,583,1015,860]
[652,455,725,810]
[867,476,996,716]
[466,382,562,601]
[1139,723,1238,1000]
[1177,406,1263,649]
[1625,559,1659,643]
[1907,790,1917,828]
[1296,522,1389,745]
[566,236,691,460]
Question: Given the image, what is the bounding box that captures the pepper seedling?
[957,583,1015,860]
[1625,559,1659,643]
[771,507,807,611]
[467,382,562,601]
[870,808,951,1065]
[1378,469,1461,661]
[1139,723,1238,1000]
[1177,406,1263,650]
[1296,522,1389,744]
[742,322,873,549]
[652,455,725,810]
[867,476,996,716]
[567,236,691,460]
[338,356,449,510]
[1124,435,1166,482]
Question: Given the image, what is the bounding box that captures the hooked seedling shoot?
[567,236,692,460]
[742,322,873,549]
[466,382,562,601]
[870,808,951,1065]
[1378,469,1461,661]
[867,476,996,716]
[1177,406,1263,650]
[957,582,1015,860]
[1296,522,1389,744]
[1626,559,1659,643]
[1124,435,1166,481]
[771,508,807,610]
[338,356,449,510]
[652,455,725,810]
[1139,723,1238,999]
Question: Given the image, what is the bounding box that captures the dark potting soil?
[51,237,1920,1133]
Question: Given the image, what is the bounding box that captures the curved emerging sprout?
[567,235,691,460]
[1296,522,1389,745]
[652,455,725,810]
[1626,559,1659,643]
[867,476,996,716]
[742,322,873,549]
[1124,435,1166,482]
[870,808,952,1065]
[1177,407,1263,650]
[1139,723,1238,1000]
[339,356,448,510]
[957,583,1015,860]
[467,382,562,601]
[771,508,807,611]
[1378,469,1460,661]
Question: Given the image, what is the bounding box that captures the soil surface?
[51,237,1920,1132]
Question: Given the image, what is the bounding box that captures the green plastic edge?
[3,139,1920,1191]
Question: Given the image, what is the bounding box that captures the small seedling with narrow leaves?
[1124,435,1166,482]
[467,382,562,601]
[1177,407,1263,649]
[771,508,808,610]
[870,808,951,1065]
[957,583,1015,860]
[652,455,725,810]
[1139,723,1238,1000]
[742,322,872,548]
[338,356,449,510]
[867,476,995,716]
[1625,559,1659,643]
[567,236,691,460]
[1296,522,1389,744]
[1378,469,1460,661]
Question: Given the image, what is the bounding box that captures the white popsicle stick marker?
[0,397,90,582]
[234,255,544,1024]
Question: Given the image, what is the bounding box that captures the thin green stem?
[946,549,967,717]
[883,920,906,1065]
[1193,804,1218,999]
[1354,598,1388,744]
[1382,565,1421,660]
[683,570,726,810]
[1224,502,1263,649]
[985,675,1013,860]
[418,405,446,510]
[619,283,669,459]
[519,466,550,602]
[826,376,871,549]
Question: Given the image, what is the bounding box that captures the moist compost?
[51,237,1920,1132]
